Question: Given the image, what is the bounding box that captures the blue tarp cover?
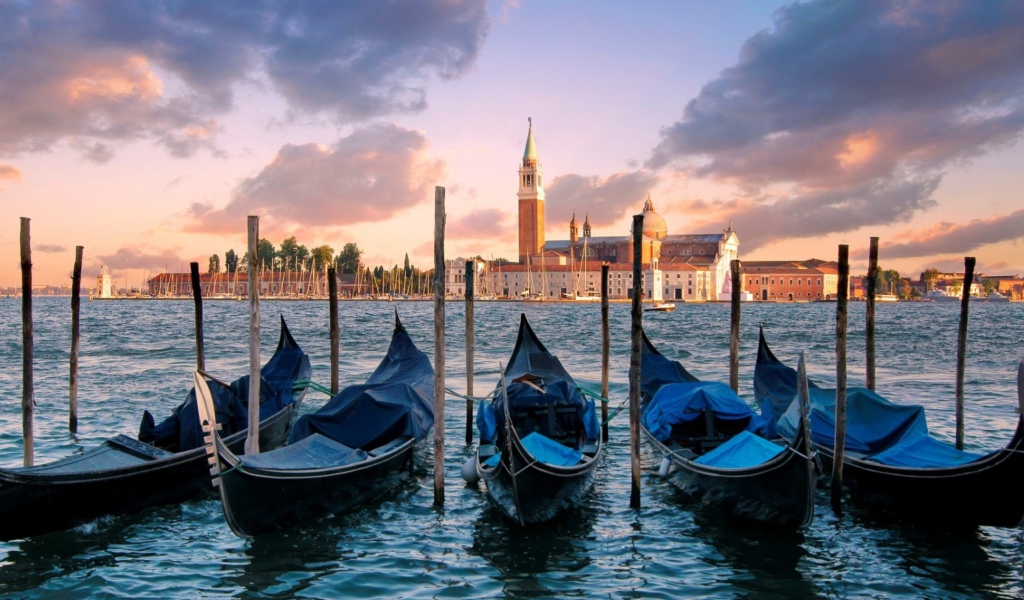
[693,430,786,469]
[138,321,310,452]
[484,379,597,446]
[868,432,984,468]
[776,387,927,455]
[290,324,434,450]
[240,434,367,470]
[642,382,756,443]
[519,432,582,466]
[640,332,698,404]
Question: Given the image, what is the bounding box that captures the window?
[789,279,793,285]
[817,278,822,285]
[771,278,775,285]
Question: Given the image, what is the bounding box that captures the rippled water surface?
[1,298,1022,598]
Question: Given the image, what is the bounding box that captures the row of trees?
[207,237,363,275]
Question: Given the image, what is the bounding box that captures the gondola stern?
[277,315,299,351]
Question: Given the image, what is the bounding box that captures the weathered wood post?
[601,263,610,443]
[433,186,446,506]
[21,218,34,467]
[245,216,261,455]
[832,244,850,511]
[69,245,83,433]
[730,259,741,393]
[955,256,976,450]
[866,237,879,391]
[629,215,643,509]
[465,258,475,445]
[328,266,339,395]
[190,262,206,371]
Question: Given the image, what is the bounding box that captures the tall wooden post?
[190,262,206,371]
[328,266,339,395]
[729,259,741,393]
[20,218,34,467]
[866,237,879,391]
[465,258,475,445]
[628,215,643,509]
[955,256,976,450]
[69,246,84,433]
[433,186,446,506]
[831,244,850,511]
[601,263,610,443]
[245,216,261,455]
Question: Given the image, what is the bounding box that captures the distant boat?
[988,292,1010,303]
[924,289,959,302]
[875,294,898,302]
[645,302,676,312]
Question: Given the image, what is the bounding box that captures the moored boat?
[640,331,815,527]
[468,314,603,525]
[0,317,310,541]
[754,326,1024,527]
[198,313,433,536]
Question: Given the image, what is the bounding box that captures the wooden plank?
[69,245,83,433]
[433,186,446,506]
[245,216,261,456]
[831,244,849,511]
[629,215,643,509]
[20,217,34,467]
[190,262,205,371]
[866,237,879,391]
[955,256,976,450]
[465,258,475,445]
[729,259,741,393]
[601,263,610,443]
[328,266,339,395]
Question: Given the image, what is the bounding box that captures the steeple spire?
[643,193,654,212]
[523,117,538,162]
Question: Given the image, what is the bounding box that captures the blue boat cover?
[776,387,927,454]
[693,430,785,468]
[519,432,582,466]
[867,432,984,468]
[289,322,434,451]
[642,382,756,443]
[758,330,983,467]
[138,318,311,452]
[752,327,819,437]
[640,331,698,404]
[239,434,367,470]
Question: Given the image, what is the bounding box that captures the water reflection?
[229,525,347,598]
[468,505,596,597]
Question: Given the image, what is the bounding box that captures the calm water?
[0,297,1022,599]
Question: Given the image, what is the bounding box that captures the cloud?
[36,244,67,253]
[647,0,1024,247]
[185,124,445,234]
[448,208,512,239]
[0,1,489,160]
[93,246,188,271]
[0,164,22,182]
[853,209,1024,260]
[544,170,660,229]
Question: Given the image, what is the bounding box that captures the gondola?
[0,317,310,541]
[469,314,602,525]
[640,330,815,527]
[754,326,1024,527]
[198,313,433,536]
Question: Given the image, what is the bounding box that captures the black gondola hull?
[643,427,814,527]
[217,440,415,536]
[477,437,601,525]
[814,417,1024,527]
[0,404,300,541]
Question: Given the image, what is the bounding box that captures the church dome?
[641,194,667,240]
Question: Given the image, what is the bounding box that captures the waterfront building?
[96,266,113,298]
[738,259,840,301]
[513,121,739,300]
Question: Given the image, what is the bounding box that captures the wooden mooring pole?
[245,216,261,456]
[866,237,879,391]
[328,266,339,395]
[729,259,741,393]
[21,217,34,467]
[69,245,83,433]
[465,258,475,445]
[433,186,446,506]
[831,244,850,512]
[628,215,643,509]
[601,263,610,443]
[955,256,976,451]
[190,262,206,371]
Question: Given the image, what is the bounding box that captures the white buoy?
[658,456,671,478]
[461,457,479,484]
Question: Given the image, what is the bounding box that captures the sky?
[2,0,1023,289]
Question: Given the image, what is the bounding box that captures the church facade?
[499,121,739,301]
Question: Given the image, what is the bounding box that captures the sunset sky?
[2,1,1023,288]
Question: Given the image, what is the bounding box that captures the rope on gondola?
[576,385,610,404]
[601,395,629,426]
[444,387,497,402]
[292,380,334,396]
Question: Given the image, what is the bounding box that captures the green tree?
[921,268,940,291]
[336,243,363,274]
[278,236,308,271]
[982,278,999,295]
[208,254,221,274]
[243,238,276,272]
[309,245,334,271]
[224,249,238,274]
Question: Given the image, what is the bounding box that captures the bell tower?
[518,118,545,264]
